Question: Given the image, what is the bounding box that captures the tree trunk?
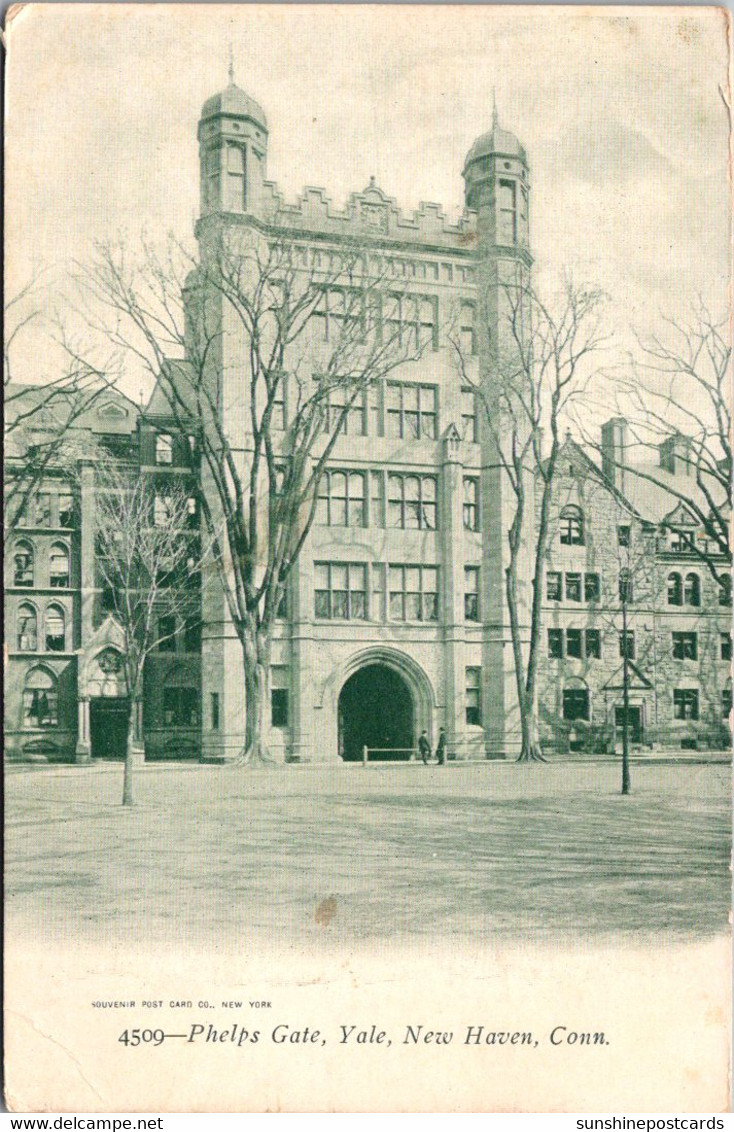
[240,624,275,765]
[517,689,545,763]
[506,561,545,763]
[122,698,137,807]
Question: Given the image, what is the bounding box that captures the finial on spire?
[492,87,498,130]
[228,42,235,85]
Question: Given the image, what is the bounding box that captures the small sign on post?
[362,744,368,767]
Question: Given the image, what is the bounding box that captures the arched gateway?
[336,649,434,762]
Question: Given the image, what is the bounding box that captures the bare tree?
[615,304,731,579]
[4,277,116,535]
[94,454,204,805]
[77,230,425,763]
[453,275,610,762]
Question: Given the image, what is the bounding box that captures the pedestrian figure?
[436,727,447,765]
[418,730,431,765]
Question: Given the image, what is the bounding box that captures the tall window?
[673,689,699,720]
[619,631,635,660]
[672,632,698,660]
[49,543,70,588]
[388,565,439,622]
[684,573,701,607]
[382,294,438,351]
[386,382,437,440]
[158,615,177,652]
[387,474,437,530]
[322,383,367,437]
[461,387,478,440]
[559,505,584,546]
[465,667,482,725]
[271,667,290,728]
[618,569,633,603]
[546,572,562,601]
[721,634,732,662]
[314,563,367,621]
[464,567,480,622]
[667,572,683,606]
[497,180,517,245]
[163,687,199,726]
[225,143,246,212]
[58,494,74,527]
[17,603,38,651]
[23,668,58,727]
[211,692,220,731]
[566,629,583,658]
[35,493,51,526]
[463,477,479,531]
[154,493,173,527]
[719,575,732,607]
[206,146,220,206]
[45,605,65,652]
[563,687,590,722]
[271,383,286,431]
[548,628,564,658]
[155,433,173,465]
[459,304,476,356]
[617,525,631,548]
[584,574,600,602]
[317,471,366,528]
[585,629,601,659]
[565,573,582,602]
[13,541,34,587]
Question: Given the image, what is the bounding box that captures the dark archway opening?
[338,664,414,761]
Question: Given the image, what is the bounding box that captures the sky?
[4,4,731,398]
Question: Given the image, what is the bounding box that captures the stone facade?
[4,81,730,763]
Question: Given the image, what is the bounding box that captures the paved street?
[5,761,730,951]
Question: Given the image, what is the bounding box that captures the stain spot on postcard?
[315,895,337,926]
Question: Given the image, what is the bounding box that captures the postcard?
[4,4,731,1113]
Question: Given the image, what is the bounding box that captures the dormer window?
[225,143,246,212]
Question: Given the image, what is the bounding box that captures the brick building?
[4,79,731,762]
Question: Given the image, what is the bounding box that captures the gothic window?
[684,573,701,607]
[667,572,683,606]
[49,543,70,588]
[17,603,38,651]
[45,605,65,652]
[13,541,34,587]
[559,505,584,545]
[23,668,58,728]
[317,471,366,528]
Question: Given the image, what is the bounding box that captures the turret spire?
[492,87,499,131]
[228,42,235,85]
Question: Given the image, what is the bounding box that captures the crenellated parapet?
[258,177,478,251]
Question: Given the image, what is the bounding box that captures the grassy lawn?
[5,761,730,950]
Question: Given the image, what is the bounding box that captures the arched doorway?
[338,664,414,761]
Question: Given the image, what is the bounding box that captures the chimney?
[601,417,628,489]
[659,433,693,478]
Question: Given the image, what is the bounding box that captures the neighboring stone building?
[537,423,731,754]
[4,78,731,762]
